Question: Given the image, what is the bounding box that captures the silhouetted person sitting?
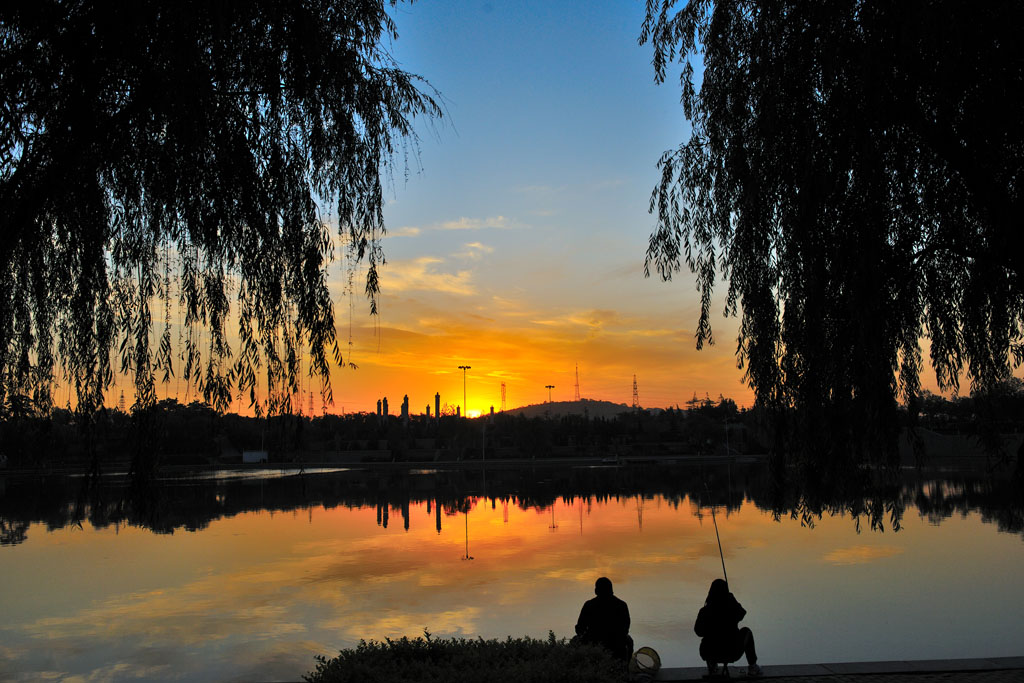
[694,579,761,677]
[575,576,633,661]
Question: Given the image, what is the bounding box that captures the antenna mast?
[574,363,580,401]
[632,375,639,409]
[500,382,507,411]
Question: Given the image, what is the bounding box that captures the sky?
[314,0,750,416]
[123,0,1001,418]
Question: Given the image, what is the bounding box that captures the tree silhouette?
[1,1,439,417]
[640,0,1023,460]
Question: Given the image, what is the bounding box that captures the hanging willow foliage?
[640,0,1024,462]
[1,1,440,417]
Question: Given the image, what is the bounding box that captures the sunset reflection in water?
[2,491,1022,682]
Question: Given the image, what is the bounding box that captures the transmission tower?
[632,375,639,409]
[500,382,507,412]
[545,384,555,403]
[574,363,580,401]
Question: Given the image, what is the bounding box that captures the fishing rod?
[704,483,729,586]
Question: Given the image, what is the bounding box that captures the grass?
[304,631,628,683]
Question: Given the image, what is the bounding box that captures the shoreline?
[0,453,772,477]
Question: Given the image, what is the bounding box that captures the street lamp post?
[458,365,471,417]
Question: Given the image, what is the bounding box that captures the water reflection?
[1,463,1022,682]
[2,462,1022,546]
[463,507,473,561]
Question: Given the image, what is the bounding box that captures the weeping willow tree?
[1,1,440,420]
[640,1,1024,464]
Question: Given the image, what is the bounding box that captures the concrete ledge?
[821,661,919,674]
[655,657,1024,681]
[987,657,1024,669]
[657,664,836,680]
[760,665,835,677]
[905,658,1004,672]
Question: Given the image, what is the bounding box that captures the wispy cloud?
[489,295,537,317]
[385,226,422,238]
[388,216,522,235]
[454,241,495,260]
[603,261,646,280]
[527,309,626,333]
[625,328,678,338]
[566,309,621,329]
[379,257,475,296]
[437,215,515,231]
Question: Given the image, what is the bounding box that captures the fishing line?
[704,483,729,586]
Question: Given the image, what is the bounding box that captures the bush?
[304,631,627,683]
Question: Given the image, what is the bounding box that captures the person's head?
[594,577,613,597]
[705,578,729,605]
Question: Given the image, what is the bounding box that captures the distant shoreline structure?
[502,398,635,420]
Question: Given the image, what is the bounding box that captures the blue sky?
[301,0,1000,416]
[316,0,761,414]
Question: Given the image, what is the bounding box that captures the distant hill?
[501,398,643,420]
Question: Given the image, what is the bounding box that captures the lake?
[1,463,1022,681]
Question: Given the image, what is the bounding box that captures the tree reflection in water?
[0,461,1021,546]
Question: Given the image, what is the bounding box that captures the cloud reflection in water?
[3,490,1023,681]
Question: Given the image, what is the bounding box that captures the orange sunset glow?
[132,278,981,418]
[129,258,762,416]
[322,310,756,416]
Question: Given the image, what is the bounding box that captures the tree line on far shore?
[2,377,1021,472]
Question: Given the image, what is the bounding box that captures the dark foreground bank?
[302,645,1024,683]
[303,633,627,683]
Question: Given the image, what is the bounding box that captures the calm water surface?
[1,465,1022,681]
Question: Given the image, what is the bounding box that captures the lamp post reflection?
[462,502,474,560]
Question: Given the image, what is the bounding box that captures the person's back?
[694,579,761,676]
[578,593,630,645]
[575,577,633,660]
[694,592,744,659]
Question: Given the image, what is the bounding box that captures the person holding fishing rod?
[695,487,762,677]
[695,579,761,677]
